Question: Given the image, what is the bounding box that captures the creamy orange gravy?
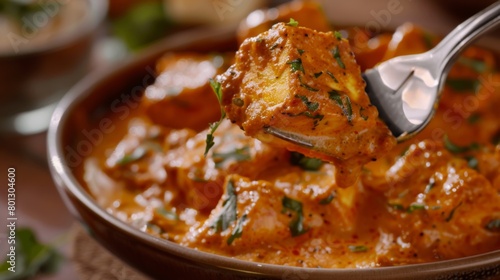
[81,21,500,268]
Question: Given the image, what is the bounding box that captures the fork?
[266,2,500,147]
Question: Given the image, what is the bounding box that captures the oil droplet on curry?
[81,2,500,268]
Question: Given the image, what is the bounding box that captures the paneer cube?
[218,23,396,187]
[143,53,232,131]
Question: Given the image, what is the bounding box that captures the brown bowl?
[47,22,500,280]
[0,0,107,134]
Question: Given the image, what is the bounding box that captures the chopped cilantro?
[443,135,480,154]
[466,156,479,170]
[458,57,488,73]
[298,49,305,55]
[232,97,244,107]
[319,192,336,205]
[348,245,368,253]
[467,113,481,124]
[282,196,308,236]
[287,58,305,73]
[424,181,436,193]
[295,95,319,112]
[116,146,147,166]
[299,76,319,92]
[213,146,251,168]
[290,152,323,171]
[287,18,299,27]
[270,43,279,50]
[146,222,164,234]
[407,203,426,213]
[446,78,480,93]
[212,180,237,232]
[227,214,247,245]
[422,32,435,49]
[155,207,179,221]
[485,219,500,232]
[388,202,427,213]
[205,79,227,156]
[326,71,338,83]
[359,107,368,120]
[445,201,463,222]
[388,203,405,211]
[334,31,343,40]
[328,90,353,123]
[331,46,345,69]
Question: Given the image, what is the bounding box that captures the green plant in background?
[0,0,47,22]
[112,1,176,51]
[0,228,63,280]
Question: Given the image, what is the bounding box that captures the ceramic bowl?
[0,0,107,134]
[47,17,500,280]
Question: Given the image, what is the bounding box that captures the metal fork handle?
[432,2,500,79]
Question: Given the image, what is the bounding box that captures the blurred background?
[0,0,497,279]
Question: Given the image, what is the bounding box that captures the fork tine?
[264,127,314,148]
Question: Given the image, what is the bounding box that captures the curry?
[81,2,500,268]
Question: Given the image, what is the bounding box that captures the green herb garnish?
[290,152,323,171]
[0,228,62,279]
[282,196,308,236]
[334,31,343,40]
[446,78,480,93]
[295,95,319,112]
[424,181,436,193]
[287,58,305,73]
[466,156,479,170]
[298,49,305,55]
[213,146,251,168]
[287,18,299,27]
[485,219,500,232]
[146,222,164,234]
[407,203,426,213]
[359,107,368,120]
[232,97,244,107]
[443,135,480,154]
[326,70,338,83]
[155,207,179,221]
[227,214,247,245]
[314,72,323,78]
[319,192,336,205]
[116,146,147,166]
[388,202,426,213]
[458,57,488,73]
[445,201,463,222]
[299,76,319,92]
[348,245,368,253]
[331,46,345,69]
[422,32,435,49]
[388,203,405,211]
[328,90,353,123]
[467,113,481,124]
[212,180,238,232]
[205,79,227,156]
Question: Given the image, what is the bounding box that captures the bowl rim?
[47,25,500,279]
[0,0,108,57]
